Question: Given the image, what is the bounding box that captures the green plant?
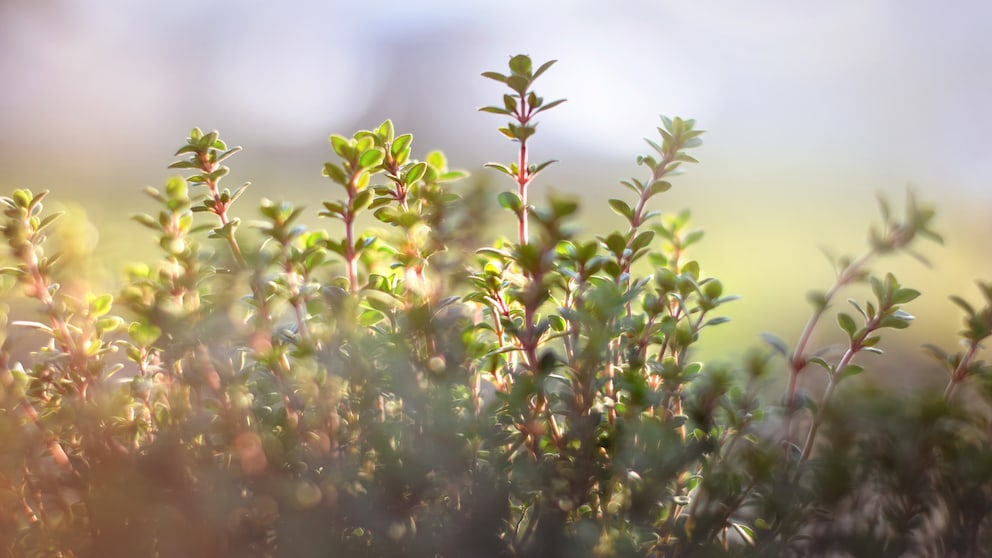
[0,54,990,558]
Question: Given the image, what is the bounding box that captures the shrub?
[1,54,990,558]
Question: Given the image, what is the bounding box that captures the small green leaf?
[837,364,864,379]
[95,316,125,333]
[329,134,351,158]
[88,294,114,317]
[405,162,428,184]
[532,59,557,79]
[352,189,373,212]
[683,230,705,248]
[480,71,507,83]
[848,298,868,321]
[808,357,831,371]
[506,75,529,95]
[807,290,829,311]
[837,313,857,337]
[323,163,347,185]
[497,191,523,213]
[485,163,516,178]
[508,54,533,76]
[647,180,672,196]
[891,287,921,305]
[760,333,789,357]
[128,322,162,347]
[529,160,557,176]
[608,199,633,221]
[631,231,654,252]
[391,133,413,157]
[132,213,160,230]
[358,148,384,169]
[479,106,512,115]
[879,315,912,329]
[534,98,566,114]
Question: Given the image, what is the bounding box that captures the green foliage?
[0,53,990,558]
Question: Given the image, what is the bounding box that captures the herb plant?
[0,54,990,558]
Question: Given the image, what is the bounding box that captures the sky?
[1,0,990,366]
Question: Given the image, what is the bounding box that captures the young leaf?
[760,332,790,357]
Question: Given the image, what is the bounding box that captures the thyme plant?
[0,54,989,558]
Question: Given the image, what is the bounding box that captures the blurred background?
[1,0,989,385]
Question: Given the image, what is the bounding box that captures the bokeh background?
[1,0,990,386]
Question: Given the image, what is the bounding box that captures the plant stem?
[518,139,530,245]
[786,250,875,409]
[797,309,880,467]
[944,341,981,401]
[344,173,362,294]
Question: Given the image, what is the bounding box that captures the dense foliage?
[1,55,990,558]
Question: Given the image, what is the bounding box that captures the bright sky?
[3,0,991,191]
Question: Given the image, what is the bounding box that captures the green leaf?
[358,148,384,169]
[88,294,114,317]
[808,357,831,371]
[497,191,523,213]
[879,315,912,329]
[168,160,198,170]
[480,71,507,83]
[391,133,413,158]
[534,98,566,114]
[760,332,789,357]
[891,287,921,305]
[215,147,241,164]
[128,322,162,347]
[630,231,654,252]
[529,160,557,176]
[329,134,351,158]
[683,230,705,248]
[405,162,428,184]
[95,316,125,333]
[949,295,976,317]
[479,106,512,115]
[602,232,627,257]
[837,364,864,379]
[426,150,447,170]
[508,54,532,76]
[837,312,857,337]
[503,94,518,112]
[807,290,829,311]
[376,119,394,142]
[863,335,881,347]
[506,75,529,95]
[485,163,516,178]
[352,189,373,212]
[532,59,557,79]
[11,189,33,208]
[869,275,886,303]
[132,213,160,230]
[848,298,868,321]
[323,163,347,185]
[647,180,672,196]
[608,199,633,221]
